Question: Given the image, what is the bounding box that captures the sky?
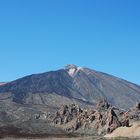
[0,0,140,85]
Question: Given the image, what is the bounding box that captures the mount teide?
[0,64,140,109]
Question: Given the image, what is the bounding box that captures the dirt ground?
[0,137,102,140]
[104,122,140,139]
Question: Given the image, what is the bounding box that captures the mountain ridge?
[0,64,140,109]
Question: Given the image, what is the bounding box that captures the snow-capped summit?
[65,64,82,77]
[65,64,77,70]
[0,64,140,109]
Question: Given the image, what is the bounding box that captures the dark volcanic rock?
[0,64,140,109]
[0,70,73,96]
[136,102,140,110]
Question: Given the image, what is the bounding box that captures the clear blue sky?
[0,0,140,85]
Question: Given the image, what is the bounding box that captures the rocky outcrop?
[105,108,121,133]
[96,99,110,110]
[124,102,140,123]
[53,104,82,125]
[53,101,131,135]
[34,112,51,120]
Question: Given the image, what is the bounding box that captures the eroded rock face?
[96,99,110,110]
[53,104,83,125]
[105,108,121,133]
[125,102,140,123]
[53,101,131,135]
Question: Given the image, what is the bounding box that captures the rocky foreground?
[0,99,140,139]
[53,100,140,135]
[0,65,140,139]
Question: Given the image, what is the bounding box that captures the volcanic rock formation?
[0,64,140,109]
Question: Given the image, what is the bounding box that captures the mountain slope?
[0,82,6,86]
[0,64,140,109]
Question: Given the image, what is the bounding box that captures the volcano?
[0,64,140,109]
